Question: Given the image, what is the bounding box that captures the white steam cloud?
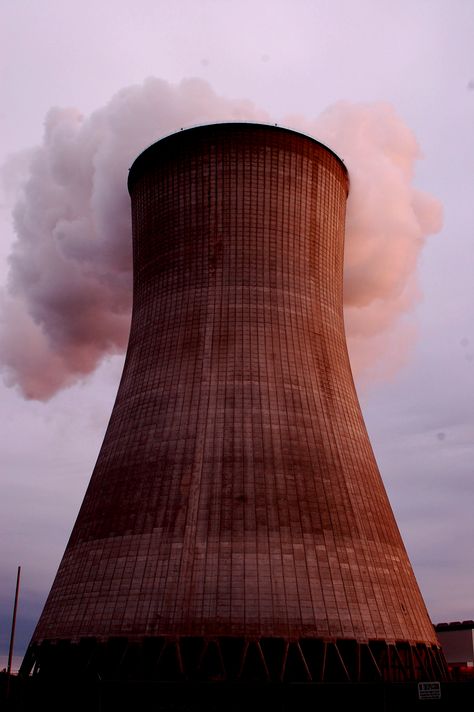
[0,78,442,399]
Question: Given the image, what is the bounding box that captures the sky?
[1,0,473,670]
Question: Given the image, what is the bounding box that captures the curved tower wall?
[23,124,446,682]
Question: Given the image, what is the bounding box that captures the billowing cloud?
[0,79,442,399]
[298,102,443,382]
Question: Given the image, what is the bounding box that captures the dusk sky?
[1,0,473,670]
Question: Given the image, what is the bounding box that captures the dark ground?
[2,675,473,712]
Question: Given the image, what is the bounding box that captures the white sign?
[418,681,441,700]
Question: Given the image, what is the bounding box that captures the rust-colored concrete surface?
[28,124,438,658]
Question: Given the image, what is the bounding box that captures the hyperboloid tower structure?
[21,123,447,688]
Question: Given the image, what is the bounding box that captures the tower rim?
[127,121,349,195]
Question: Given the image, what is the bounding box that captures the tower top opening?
[127,121,349,195]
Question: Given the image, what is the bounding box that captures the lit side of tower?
[21,123,447,683]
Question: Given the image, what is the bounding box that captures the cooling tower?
[21,123,447,685]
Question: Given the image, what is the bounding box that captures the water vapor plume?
[297,102,443,381]
[0,78,442,399]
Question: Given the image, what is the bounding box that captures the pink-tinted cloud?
[289,102,443,382]
[0,79,442,399]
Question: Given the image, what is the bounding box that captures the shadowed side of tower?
[21,123,447,684]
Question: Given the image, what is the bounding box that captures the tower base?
[20,635,448,684]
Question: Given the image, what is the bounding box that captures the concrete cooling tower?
[21,123,448,687]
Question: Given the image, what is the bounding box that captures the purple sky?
[1,0,473,669]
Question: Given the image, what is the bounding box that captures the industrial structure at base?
[436,621,474,679]
[21,123,448,684]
